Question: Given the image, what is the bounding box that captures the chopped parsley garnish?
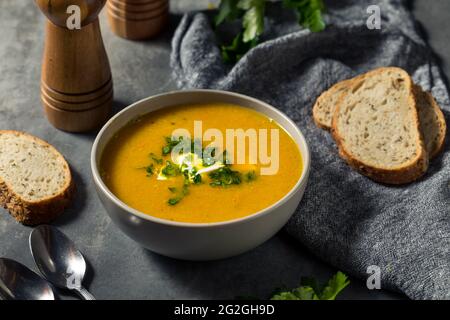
[168,197,181,206]
[168,184,190,206]
[149,153,163,164]
[145,164,154,176]
[190,171,202,184]
[162,145,171,155]
[202,146,217,167]
[143,137,260,205]
[161,160,180,177]
[245,170,257,182]
[162,136,184,155]
[209,167,242,187]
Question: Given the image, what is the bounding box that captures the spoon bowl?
[0,258,55,300]
[29,225,95,300]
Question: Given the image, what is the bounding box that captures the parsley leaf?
[221,33,258,63]
[215,0,241,26]
[215,0,326,63]
[245,170,257,182]
[319,271,350,300]
[161,161,180,177]
[270,272,350,300]
[149,153,163,164]
[238,0,266,43]
[167,184,190,206]
[282,0,326,32]
[168,198,181,205]
[209,167,242,187]
[162,136,184,156]
[272,286,319,300]
[145,164,154,176]
[192,173,202,184]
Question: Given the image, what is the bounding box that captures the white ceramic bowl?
[91,90,310,261]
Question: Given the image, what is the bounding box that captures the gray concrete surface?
[0,0,447,300]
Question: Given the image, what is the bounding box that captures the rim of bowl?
[91,89,311,228]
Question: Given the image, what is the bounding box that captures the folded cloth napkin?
[170,0,450,299]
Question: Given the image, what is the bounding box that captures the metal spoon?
[0,258,55,300]
[29,225,95,300]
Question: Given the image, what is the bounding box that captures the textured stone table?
[0,0,447,300]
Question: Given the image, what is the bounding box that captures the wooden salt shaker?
[106,0,169,40]
[35,0,113,132]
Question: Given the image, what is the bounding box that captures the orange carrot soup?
[100,103,302,223]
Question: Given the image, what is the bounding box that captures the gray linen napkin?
[170,0,450,299]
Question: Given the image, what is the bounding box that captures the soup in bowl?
[91,90,310,260]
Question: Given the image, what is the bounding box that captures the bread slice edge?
[413,85,447,159]
[313,78,353,130]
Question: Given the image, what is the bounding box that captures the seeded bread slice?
[0,131,74,225]
[331,67,428,184]
[313,78,353,130]
[414,85,446,159]
[314,78,446,159]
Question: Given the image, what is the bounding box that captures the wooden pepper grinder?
[35,0,113,132]
[106,0,169,40]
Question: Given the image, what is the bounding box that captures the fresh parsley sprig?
[215,0,326,63]
[283,0,326,32]
[271,271,350,300]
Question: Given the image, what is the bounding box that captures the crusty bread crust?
[413,85,447,159]
[313,78,353,130]
[331,67,429,185]
[427,93,447,158]
[0,130,74,225]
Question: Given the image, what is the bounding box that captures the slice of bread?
[0,131,74,225]
[313,78,353,130]
[414,85,446,159]
[314,79,447,159]
[331,67,428,184]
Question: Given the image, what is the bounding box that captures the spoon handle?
[74,287,96,300]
